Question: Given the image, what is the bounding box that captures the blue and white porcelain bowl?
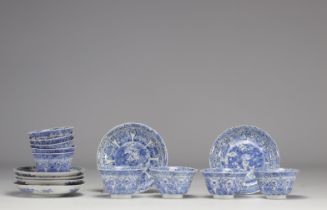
[31,140,74,149]
[254,168,298,199]
[31,147,75,154]
[30,135,74,145]
[29,127,73,140]
[149,166,197,198]
[201,168,247,199]
[99,166,144,198]
[32,152,74,172]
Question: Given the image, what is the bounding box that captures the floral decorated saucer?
[97,122,168,192]
[209,125,280,194]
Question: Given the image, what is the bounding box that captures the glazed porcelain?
[30,135,74,145]
[14,166,84,177]
[29,127,73,140]
[31,140,74,149]
[255,168,298,199]
[97,122,168,192]
[15,178,84,185]
[99,166,144,198]
[202,168,247,199]
[31,147,75,154]
[150,166,197,198]
[209,125,280,194]
[15,183,83,196]
[32,152,74,172]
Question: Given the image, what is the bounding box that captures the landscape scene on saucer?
[14,127,84,196]
[209,125,280,194]
[97,122,168,193]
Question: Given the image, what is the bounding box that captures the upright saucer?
[97,122,168,192]
[209,125,280,194]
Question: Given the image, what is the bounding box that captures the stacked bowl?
[29,127,75,172]
[14,127,84,196]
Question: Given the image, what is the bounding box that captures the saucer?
[209,125,280,194]
[14,166,84,177]
[97,122,168,192]
[15,183,83,196]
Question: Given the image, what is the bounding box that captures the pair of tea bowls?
[28,127,75,172]
[99,166,197,198]
[201,168,298,199]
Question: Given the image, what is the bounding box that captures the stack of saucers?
[14,127,84,196]
[14,166,85,196]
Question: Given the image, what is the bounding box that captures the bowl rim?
[200,168,248,174]
[149,166,198,173]
[254,168,299,173]
[28,126,74,136]
[98,166,145,172]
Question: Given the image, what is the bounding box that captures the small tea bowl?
[201,168,247,199]
[31,147,75,154]
[149,166,197,198]
[99,166,144,198]
[30,135,74,145]
[32,152,74,172]
[29,127,73,140]
[254,168,298,199]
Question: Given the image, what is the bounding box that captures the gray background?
[0,0,326,170]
